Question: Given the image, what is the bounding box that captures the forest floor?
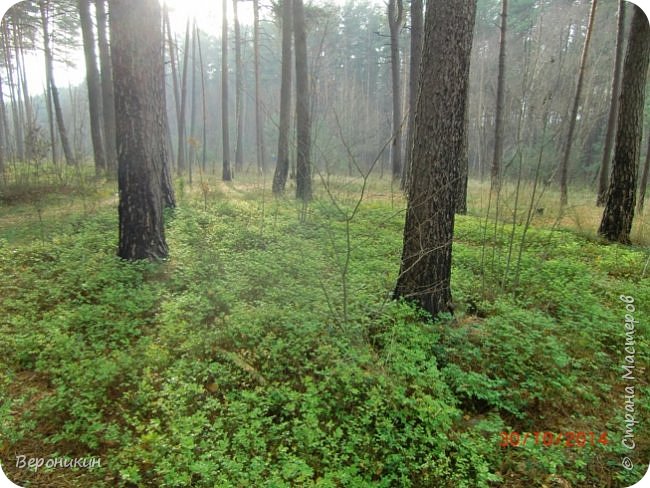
[0,170,648,487]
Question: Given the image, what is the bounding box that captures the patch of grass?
[0,174,647,487]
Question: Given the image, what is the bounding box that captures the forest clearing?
[1,0,650,486]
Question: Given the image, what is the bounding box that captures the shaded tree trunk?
[273,0,293,195]
[598,5,649,244]
[559,0,597,207]
[294,0,311,201]
[402,0,422,191]
[388,0,404,180]
[222,0,232,181]
[96,0,117,173]
[196,24,207,173]
[39,0,76,166]
[597,0,625,207]
[111,0,169,260]
[78,0,106,173]
[177,19,190,175]
[394,0,476,317]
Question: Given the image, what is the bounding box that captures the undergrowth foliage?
[0,179,648,487]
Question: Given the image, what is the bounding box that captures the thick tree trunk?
[78,0,106,173]
[39,0,76,167]
[559,0,597,207]
[233,0,244,173]
[597,0,625,207]
[394,0,476,317]
[388,0,404,180]
[273,0,293,195]
[490,0,507,194]
[95,0,117,173]
[222,0,232,181]
[598,5,649,244]
[294,0,311,201]
[402,0,422,191]
[111,0,169,260]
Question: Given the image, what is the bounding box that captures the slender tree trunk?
[233,0,244,173]
[222,0,232,181]
[253,0,266,174]
[0,73,5,175]
[177,19,190,175]
[39,0,76,166]
[294,0,311,201]
[111,0,169,260]
[96,0,117,173]
[402,0,422,191]
[189,22,198,175]
[597,0,625,206]
[394,0,476,317]
[559,0,598,207]
[388,0,404,180]
[196,24,207,173]
[3,30,23,162]
[78,0,106,173]
[15,24,34,157]
[490,0,508,194]
[637,134,650,214]
[598,5,649,243]
[164,6,181,172]
[273,0,293,195]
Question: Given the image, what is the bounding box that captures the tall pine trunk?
[233,0,244,173]
[272,0,293,195]
[294,0,311,201]
[388,0,404,180]
[253,0,266,174]
[111,0,169,260]
[394,0,476,317]
[402,0,422,191]
[222,0,232,181]
[78,0,106,173]
[490,0,507,194]
[95,0,117,173]
[596,0,625,206]
[598,5,649,243]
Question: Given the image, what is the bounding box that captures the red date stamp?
[499,431,609,448]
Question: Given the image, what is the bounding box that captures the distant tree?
[177,19,190,175]
[272,0,293,195]
[222,0,232,181]
[598,5,649,244]
[233,0,244,173]
[253,0,266,174]
[294,0,311,201]
[402,0,422,192]
[394,0,476,316]
[78,0,105,173]
[559,0,597,207]
[597,0,625,207]
[111,0,169,260]
[39,0,76,166]
[95,0,117,172]
[490,0,507,195]
[387,0,404,180]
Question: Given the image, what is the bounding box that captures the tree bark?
[273,0,293,195]
[222,0,232,181]
[177,19,190,175]
[402,0,422,191]
[294,0,311,201]
[490,0,507,194]
[96,0,117,173]
[597,0,625,207]
[388,0,404,180]
[559,0,598,207]
[78,0,106,173]
[394,0,476,317]
[111,0,169,260]
[598,5,649,244]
